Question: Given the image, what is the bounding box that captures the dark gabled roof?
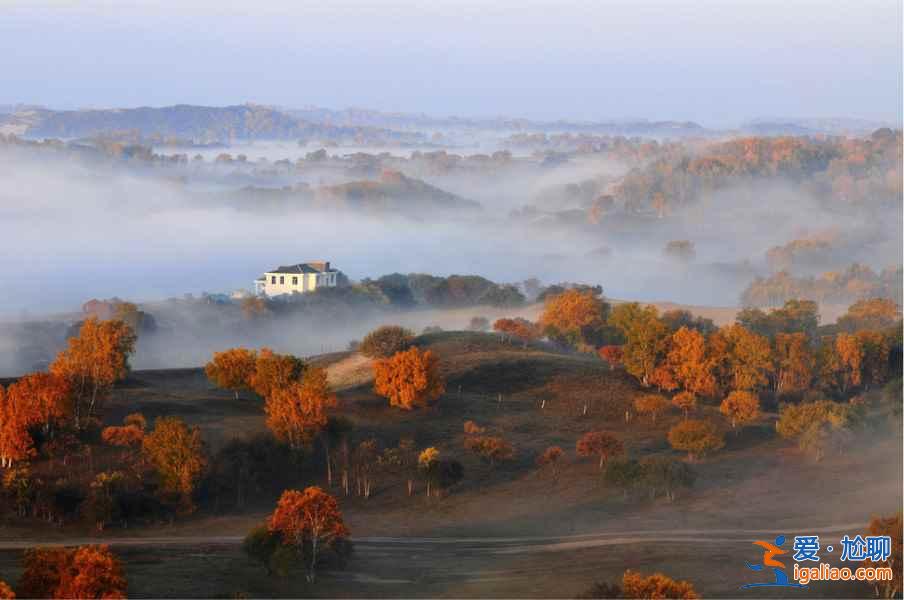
[267,262,337,274]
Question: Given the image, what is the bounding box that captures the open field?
[0,331,898,597]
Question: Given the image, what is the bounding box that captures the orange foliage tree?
[710,324,773,394]
[598,345,624,368]
[0,386,37,468]
[373,347,444,410]
[866,513,901,599]
[463,436,515,465]
[267,487,350,583]
[5,373,71,435]
[101,413,147,447]
[536,446,565,479]
[634,394,670,424]
[493,318,540,348]
[141,417,207,512]
[720,390,760,430]
[49,317,136,429]
[204,347,258,400]
[773,332,814,395]
[0,580,12,599]
[265,367,336,450]
[621,570,699,599]
[671,391,697,420]
[538,289,608,348]
[17,545,126,599]
[249,348,305,399]
[667,419,725,460]
[576,431,624,469]
[663,327,716,397]
[608,303,671,387]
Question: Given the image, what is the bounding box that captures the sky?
[1,0,902,127]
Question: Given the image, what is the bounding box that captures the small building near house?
[254,261,339,297]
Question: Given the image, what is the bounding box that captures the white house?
[254,261,339,296]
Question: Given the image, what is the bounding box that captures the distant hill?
[235,170,481,217]
[0,103,425,144]
[286,106,709,138]
[741,117,897,136]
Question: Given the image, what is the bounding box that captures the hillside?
[0,104,424,144]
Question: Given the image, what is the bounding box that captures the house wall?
[261,270,338,296]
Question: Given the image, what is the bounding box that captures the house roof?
[266,262,336,274]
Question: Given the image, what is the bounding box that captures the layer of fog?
[1,141,900,375]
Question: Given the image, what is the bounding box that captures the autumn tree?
[84,471,125,531]
[576,431,624,469]
[837,298,902,333]
[709,324,773,394]
[0,386,37,468]
[538,288,610,348]
[49,317,136,428]
[204,347,258,400]
[268,487,350,583]
[0,580,12,599]
[373,347,444,410]
[492,318,539,348]
[822,333,865,394]
[719,390,760,430]
[866,513,902,599]
[536,446,565,479]
[667,419,725,460]
[463,436,515,466]
[17,545,127,599]
[662,327,716,397]
[621,570,699,599]
[773,332,814,396]
[249,348,306,399]
[776,399,859,459]
[671,392,697,420]
[418,447,440,497]
[634,394,670,424]
[265,367,336,450]
[855,330,893,390]
[359,325,414,358]
[5,373,71,436]
[141,417,207,512]
[608,303,670,387]
[101,412,146,447]
[598,345,623,369]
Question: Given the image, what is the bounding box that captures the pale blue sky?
[2,0,902,126]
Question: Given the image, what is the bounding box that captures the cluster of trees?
[359,273,526,309]
[578,569,698,599]
[741,264,902,308]
[462,421,515,466]
[1,544,127,599]
[0,318,137,512]
[609,130,902,218]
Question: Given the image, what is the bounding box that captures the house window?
[292,276,298,285]
[279,276,284,284]
[271,276,276,284]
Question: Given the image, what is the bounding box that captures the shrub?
[463,436,515,465]
[667,419,725,460]
[359,325,414,358]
